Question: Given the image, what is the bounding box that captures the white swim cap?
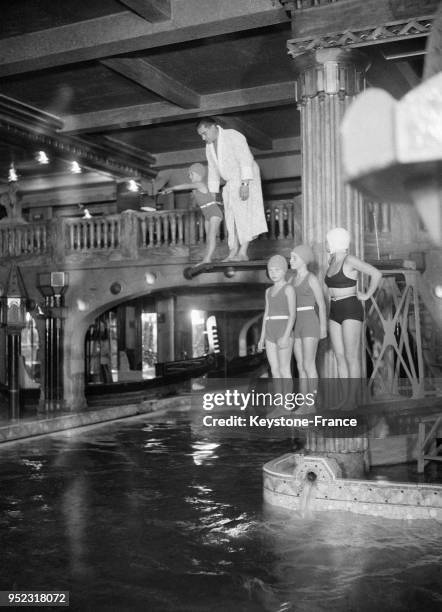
[326,227,350,253]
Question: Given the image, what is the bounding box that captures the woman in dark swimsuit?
[325,227,381,378]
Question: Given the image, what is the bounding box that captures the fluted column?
[38,294,66,412]
[289,47,370,267]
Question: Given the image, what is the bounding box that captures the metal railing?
[365,269,425,399]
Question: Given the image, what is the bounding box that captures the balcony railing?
[280,0,339,9]
[0,201,299,261]
[65,216,121,252]
[0,221,48,257]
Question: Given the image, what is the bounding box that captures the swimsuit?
[292,274,320,339]
[265,284,293,343]
[328,296,364,324]
[192,191,223,221]
[325,258,364,324]
[325,258,358,289]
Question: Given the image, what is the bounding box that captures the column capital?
[290,48,370,102]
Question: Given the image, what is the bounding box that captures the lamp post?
[0,265,28,420]
[37,272,68,412]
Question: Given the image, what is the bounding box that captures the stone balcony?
[0,201,301,269]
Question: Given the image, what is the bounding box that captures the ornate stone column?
[37,273,69,412]
[289,47,370,267]
[288,48,372,468]
[64,314,89,413]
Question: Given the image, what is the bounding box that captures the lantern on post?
[37,272,68,412]
[0,265,29,420]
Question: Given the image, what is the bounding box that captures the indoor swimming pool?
[1,409,441,611]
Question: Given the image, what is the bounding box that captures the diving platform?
[183,260,267,279]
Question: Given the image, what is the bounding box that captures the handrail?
[0,221,48,257]
[64,215,121,252]
[0,202,298,261]
[280,0,340,9]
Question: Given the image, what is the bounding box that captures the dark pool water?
[1,410,441,612]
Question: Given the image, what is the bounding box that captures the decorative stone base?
[305,450,367,479]
[263,454,442,521]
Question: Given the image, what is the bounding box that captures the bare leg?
[329,320,349,378]
[337,319,363,408]
[200,217,221,263]
[302,336,319,380]
[342,319,363,378]
[293,338,306,378]
[277,337,294,379]
[265,340,281,379]
[222,228,239,261]
[237,240,250,261]
[302,336,319,398]
[265,340,285,399]
[293,337,308,396]
[278,339,294,399]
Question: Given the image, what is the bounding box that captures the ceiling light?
[128,179,140,192]
[8,163,18,182]
[145,272,156,285]
[36,150,49,164]
[434,285,442,299]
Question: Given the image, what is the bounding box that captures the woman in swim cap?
[325,227,381,377]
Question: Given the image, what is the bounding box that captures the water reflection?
[0,415,440,611]
[62,475,88,579]
[190,441,220,465]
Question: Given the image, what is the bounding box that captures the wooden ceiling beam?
[101,57,200,108]
[61,82,296,134]
[118,0,171,23]
[214,116,272,151]
[0,0,288,77]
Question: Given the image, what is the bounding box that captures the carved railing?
[265,201,297,240]
[0,222,48,257]
[137,201,297,249]
[365,269,425,399]
[280,0,339,9]
[0,202,298,260]
[64,216,121,252]
[138,210,189,248]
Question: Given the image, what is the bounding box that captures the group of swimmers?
[160,162,382,386]
[259,228,382,387]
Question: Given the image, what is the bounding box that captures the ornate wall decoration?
[287,17,433,57]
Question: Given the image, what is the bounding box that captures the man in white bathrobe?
[197,118,268,261]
